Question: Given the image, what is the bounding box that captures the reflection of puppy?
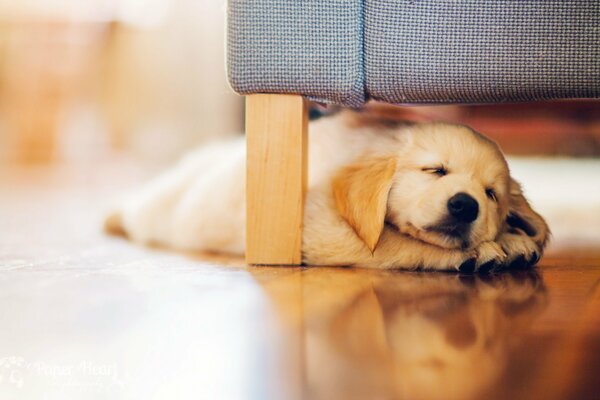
[306,270,547,400]
[106,110,549,271]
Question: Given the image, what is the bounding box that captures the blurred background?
[0,0,243,165]
[0,0,598,251]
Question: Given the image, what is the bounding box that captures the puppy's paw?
[473,241,507,273]
[447,249,479,273]
[104,210,126,236]
[496,231,540,270]
[452,242,506,274]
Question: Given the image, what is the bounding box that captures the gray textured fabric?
[227,0,365,107]
[365,0,600,104]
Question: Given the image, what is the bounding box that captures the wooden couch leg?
[246,94,308,265]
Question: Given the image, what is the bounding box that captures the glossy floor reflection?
[252,265,600,400]
[1,163,599,399]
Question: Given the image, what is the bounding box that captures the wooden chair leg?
[246,94,308,265]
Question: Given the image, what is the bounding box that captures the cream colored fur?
[106,111,549,271]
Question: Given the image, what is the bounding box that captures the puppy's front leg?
[362,228,512,272]
[360,229,479,271]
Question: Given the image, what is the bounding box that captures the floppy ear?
[332,157,397,252]
[506,178,551,249]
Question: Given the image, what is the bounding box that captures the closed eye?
[485,188,497,202]
[422,166,447,177]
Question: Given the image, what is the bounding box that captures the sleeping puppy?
[105,109,549,271]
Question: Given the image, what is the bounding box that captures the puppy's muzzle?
[447,192,479,223]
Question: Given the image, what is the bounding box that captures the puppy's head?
[333,123,512,251]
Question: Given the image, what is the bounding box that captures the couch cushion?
[227,0,365,107]
[365,0,600,104]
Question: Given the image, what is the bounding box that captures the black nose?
[447,193,479,223]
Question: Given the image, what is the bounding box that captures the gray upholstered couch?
[226,0,600,265]
[228,0,599,106]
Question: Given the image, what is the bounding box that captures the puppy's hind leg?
[104,142,236,247]
[104,211,126,236]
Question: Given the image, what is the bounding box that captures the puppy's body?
[109,111,549,271]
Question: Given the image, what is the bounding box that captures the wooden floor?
[0,162,599,400]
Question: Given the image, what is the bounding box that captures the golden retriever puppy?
[106,110,549,271]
